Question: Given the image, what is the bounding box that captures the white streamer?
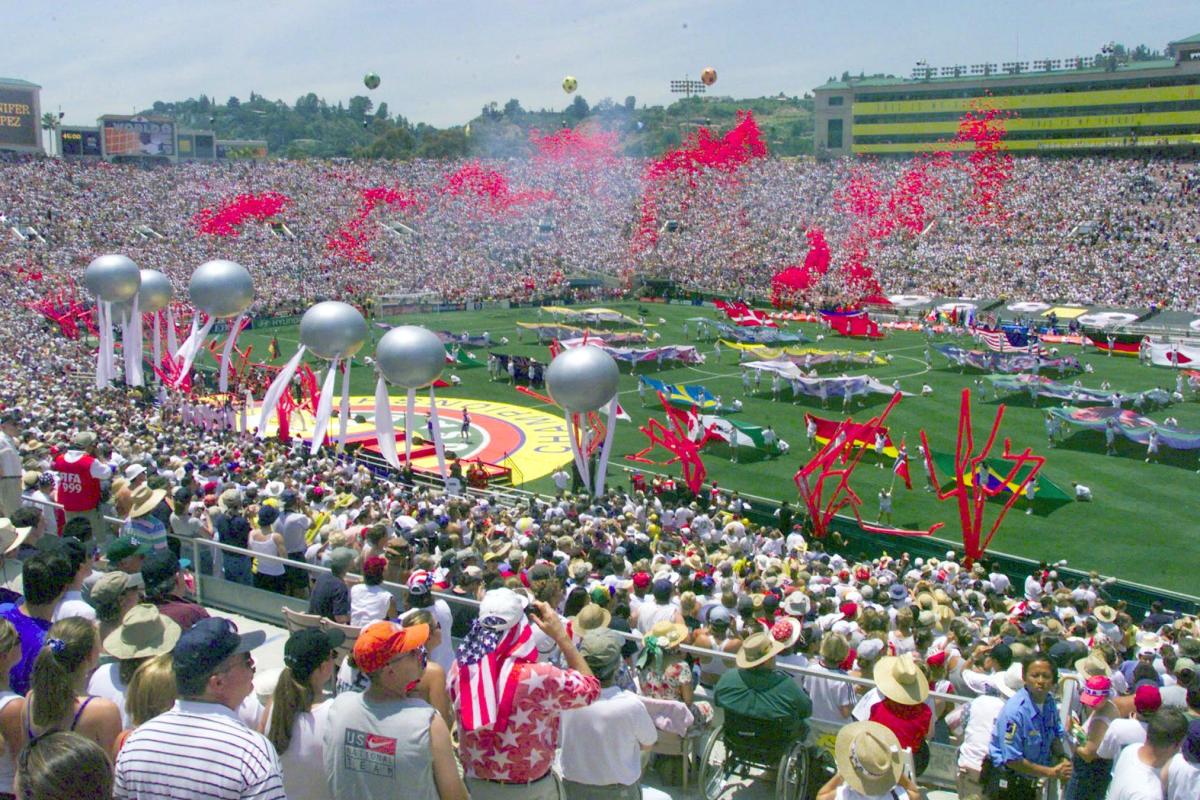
[218,313,246,393]
[310,357,340,455]
[166,306,179,357]
[593,396,619,496]
[566,412,590,490]
[405,389,416,461]
[174,314,215,388]
[152,312,162,378]
[241,390,251,433]
[255,345,306,437]
[428,385,448,479]
[374,377,400,469]
[94,302,109,388]
[122,294,143,387]
[337,363,351,452]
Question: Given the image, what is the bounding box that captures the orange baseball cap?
[353,622,430,674]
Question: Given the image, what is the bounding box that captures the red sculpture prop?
[625,393,712,494]
[793,393,942,540]
[918,388,1045,566]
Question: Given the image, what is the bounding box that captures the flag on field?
[893,443,912,490]
[976,326,1040,354]
[714,300,778,328]
[820,309,883,339]
[805,413,899,459]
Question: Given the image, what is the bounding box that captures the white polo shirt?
[558,686,657,786]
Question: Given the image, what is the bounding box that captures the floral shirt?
[640,661,690,703]
[457,661,599,783]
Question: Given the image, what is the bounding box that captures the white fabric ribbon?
[310,357,340,455]
[166,306,179,357]
[256,345,306,437]
[94,301,111,388]
[241,390,251,433]
[174,314,215,388]
[337,363,351,452]
[428,385,448,478]
[593,396,619,496]
[218,313,246,393]
[374,377,400,469]
[405,389,416,461]
[152,312,162,378]
[566,412,591,490]
[122,294,143,387]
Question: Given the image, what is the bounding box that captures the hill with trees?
[141,91,814,160]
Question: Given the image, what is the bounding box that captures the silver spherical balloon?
[188,259,254,318]
[376,326,445,389]
[545,345,619,412]
[84,254,140,303]
[300,301,368,360]
[137,269,173,313]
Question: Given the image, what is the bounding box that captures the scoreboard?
[0,85,39,151]
[101,116,176,157]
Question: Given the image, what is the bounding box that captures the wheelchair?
[697,711,830,800]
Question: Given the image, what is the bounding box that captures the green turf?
[215,302,1200,595]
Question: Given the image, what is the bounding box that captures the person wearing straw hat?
[714,618,810,739]
[89,569,146,646]
[817,720,923,800]
[865,653,934,776]
[121,483,169,553]
[90,603,180,728]
[638,619,711,724]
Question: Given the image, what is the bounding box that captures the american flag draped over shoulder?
[450,617,538,732]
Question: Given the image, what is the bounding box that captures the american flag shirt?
[456,662,599,782]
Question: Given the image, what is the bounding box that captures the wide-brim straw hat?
[835,721,904,796]
[736,630,788,669]
[573,603,611,632]
[646,620,688,649]
[1094,605,1117,623]
[873,653,930,705]
[128,484,166,519]
[103,603,182,660]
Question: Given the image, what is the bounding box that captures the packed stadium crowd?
[0,152,1199,799]
[2,155,1199,312]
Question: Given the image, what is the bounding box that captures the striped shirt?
[114,699,285,800]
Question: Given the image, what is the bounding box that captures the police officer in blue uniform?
[984,655,1072,799]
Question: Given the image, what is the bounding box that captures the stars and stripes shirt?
[456,661,599,783]
[114,700,285,800]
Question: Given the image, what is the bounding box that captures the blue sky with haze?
[10,0,1199,128]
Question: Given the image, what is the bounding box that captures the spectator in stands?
[817,721,923,800]
[1165,719,1200,800]
[714,618,811,740]
[449,588,599,799]
[265,628,343,800]
[953,663,1023,800]
[123,484,170,553]
[250,504,288,593]
[1107,707,1188,800]
[212,490,253,586]
[141,550,209,631]
[807,632,857,723]
[1,552,72,695]
[405,570,454,671]
[44,536,94,622]
[1064,674,1120,800]
[308,547,355,623]
[637,619,712,726]
[90,603,180,729]
[866,653,934,775]
[16,730,113,800]
[323,621,466,800]
[90,570,146,647]
[20,617,122,754]
[351,555,397,626]
[274,490,312,598]
[52,432,110,543]
[121,652,177,732]
[114,616,281,800]
[559,629,657,800]
[105,535,153,577]
[0,618,24,791]
[398,609,453,726]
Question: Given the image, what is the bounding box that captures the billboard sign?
[60,127,102,156]
[0,86,39,149]
[102,117,175,156]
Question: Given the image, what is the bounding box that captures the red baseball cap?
[840,601,858,620]
[632,572,652,589]
[1134,684,1162,714]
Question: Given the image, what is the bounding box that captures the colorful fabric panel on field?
[697,320,808,344]
[713,300,778,328]
[638,377,730,412]
[742,364,904,400]
[928,451,1073,503]
[1048,406,1200,450]
[1086,336,1141,356]
[436,331,493,348]
[558,339,704,365]
[820,309,883,339]
[984,374,1171,406]
[1145,340,1200,367]
[805,413,898,459]
[935,345,1081,374]
[723,341,887,366]
[540,306,644,327]
[975,326,1040,353]
[444,347,483,368]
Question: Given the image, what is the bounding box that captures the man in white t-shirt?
[1099,685,1163,761]
[559,629,657,799]
[1165,719,1200,800]
[1106,708,1187,800]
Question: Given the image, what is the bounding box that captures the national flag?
[714,300,778,328]
[615,402,631,422]
[893,442,912,490]
[449,619,538,732]
[977,327,1040,354]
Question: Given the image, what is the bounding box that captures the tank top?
[324,694,437,800]
[24,695,95,740]
[250,534,286,576]
[0,691,18,793]
[53,453,101,512]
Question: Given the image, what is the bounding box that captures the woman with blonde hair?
[399,609,453,727]
[123,653,175,728]
[19,618,121,756]
[263,628,343,800]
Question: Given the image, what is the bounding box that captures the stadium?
[1,12,1199,800]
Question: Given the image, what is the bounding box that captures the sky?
[8,0,1199,129]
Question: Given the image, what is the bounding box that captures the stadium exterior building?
[813,33,1200,158]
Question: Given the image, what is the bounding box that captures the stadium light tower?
[669,79,707,100]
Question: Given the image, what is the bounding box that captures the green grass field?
[216,302,1200,595]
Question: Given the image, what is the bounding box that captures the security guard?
[985,655,1072,799]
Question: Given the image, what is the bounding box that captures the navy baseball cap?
[173,617,266,684]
